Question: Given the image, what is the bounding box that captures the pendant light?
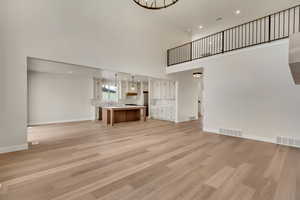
[131,76,136,90]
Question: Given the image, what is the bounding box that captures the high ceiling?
[154,0,300,38]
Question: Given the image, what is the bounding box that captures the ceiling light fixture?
[235,10,241,15]
[199,25,203,29]
[115,73,118,87]
[193,72,203,79]
[133,0,179,10]
[131,76,136,90]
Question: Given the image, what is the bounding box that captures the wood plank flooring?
[0,120,299,200]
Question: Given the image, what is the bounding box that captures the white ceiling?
[154,0,300,38]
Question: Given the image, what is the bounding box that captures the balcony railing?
[167,5,300,66]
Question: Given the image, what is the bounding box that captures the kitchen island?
[102,106,146,126]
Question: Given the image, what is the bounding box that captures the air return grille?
[276,136,300,148]
[219,129,243,137]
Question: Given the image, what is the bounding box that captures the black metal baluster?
[293,7,296,34]
[222,31,225,53]
[230,29,233,50]
[299,6,300,32]
[235,27,237,49]
[273,14,276,40]
[179,47,181,64]
[288,9,290,36]
[256,20,258,44]
[283,11,286,37]
[260,19,262,43]
[252,21,254,44]
[190,42,192,61]
[213,35,215,55]
[241,25,244,48]
[209,36,211,55]
[264,17,266,42]
[233,28,236,49]
[204,38,206,57]
[239,26,241,48]
[277,13,279,38]
[219,32,221,53]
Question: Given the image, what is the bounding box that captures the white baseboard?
[0,144,28,154]
[176,117,199,123]
[203,128,219,134]
[203,129,277,145]
[28,118,94,126]
[242,134,276,144]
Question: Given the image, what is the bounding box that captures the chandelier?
[133,0,179,10]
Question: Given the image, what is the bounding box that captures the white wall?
[0,0,189,152]
[28,71,94,125]
[168,40,300,142]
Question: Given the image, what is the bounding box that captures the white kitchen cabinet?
[142,81,148,92]
[150,79,176,122]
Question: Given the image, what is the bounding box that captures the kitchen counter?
[102,106,146,126]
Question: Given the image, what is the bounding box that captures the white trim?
[176,119,195,123]
[28,118,94,126]
[242,134,276,144]
[203,128,219,134]
[0,144,28,154]
[203,129,277,145]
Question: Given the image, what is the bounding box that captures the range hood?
[289,33,300,84]
[126,92,138,96]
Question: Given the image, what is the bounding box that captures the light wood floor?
[0,120,299,200]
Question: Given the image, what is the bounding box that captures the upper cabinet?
[152,80,175,100]
[142,81,149,92]
[119,80,149,99]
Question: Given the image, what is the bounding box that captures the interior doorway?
[192,69,204,126]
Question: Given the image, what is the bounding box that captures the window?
[102,84,118,102]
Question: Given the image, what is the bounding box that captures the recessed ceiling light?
[68,71,73,74]
[235,10,241,15]
[216,17,223,21]
[186,28,192,33]
[199,25,203,29]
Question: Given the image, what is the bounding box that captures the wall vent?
[276,136,300,148]
[219,128,243,138]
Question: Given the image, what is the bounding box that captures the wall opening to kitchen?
[26,57,178,143]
